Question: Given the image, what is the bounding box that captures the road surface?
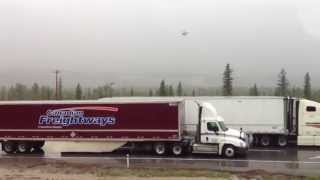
[1,146,320,176]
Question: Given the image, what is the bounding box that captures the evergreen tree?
[46,87,52,100]
[159,80,167,96]
[177,82,183,96]
[58,77,63,100]
[31,83,40,100]
[168,85,174,96]
[148,89,153,96]
[130,88,134,96]
[192,89,196,96]
[85,88,92,99]
[7,86,15,100]
[15,83,27,100]
[249,83,259,96]
[40,86,53,100]
[0,86,7,100]
[276,68,289,96]
[304,72,311,99]
[222,63,233,96]
[75,83,82,100]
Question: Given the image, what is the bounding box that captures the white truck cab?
[191,102,248,157]
[297,99,320,146]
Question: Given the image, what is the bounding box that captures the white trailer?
[193,96,320,148]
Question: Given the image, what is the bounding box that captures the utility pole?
[53,70,60,100]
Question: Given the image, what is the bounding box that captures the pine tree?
[159,80,167,96]
[249,83,259,96]
[276,68,289,96]
[85,88,92,99]
[0,86,7,100]
[177,82,183,96]
[304,72,311,99]
[168,85,174,96]
[148,89,153,96]
[75,83,82,100]
[192,89,196,96]
[58,77,63,100]
[130,88,134,96]
[46,87,52,100]
[15,83,27,100]
[31,83,40,100]
[222,63,233,96]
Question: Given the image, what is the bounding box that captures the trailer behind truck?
[195,96,320,147]
[0,99,248,157]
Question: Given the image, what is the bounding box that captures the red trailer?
[0,100,180,154]
[0,99,248,157]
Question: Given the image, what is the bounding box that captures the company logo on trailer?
[38,106,118,128]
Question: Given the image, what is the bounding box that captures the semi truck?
[0,99,248,157]
[193,96,320,147]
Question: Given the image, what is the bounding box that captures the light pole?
[53,70,60,100]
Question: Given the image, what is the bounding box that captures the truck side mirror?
[212,126,219,132]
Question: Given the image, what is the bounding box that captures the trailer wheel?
[17,142,31,153]
[223,145,236,158]
[154,142,166,155]
[260,135,270,147]
[2,141,16,154]
[277,136,287,147]
[172,143,183,156]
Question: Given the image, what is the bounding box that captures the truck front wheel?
[223,145,236,158]
[172,143,183,156]
[2,141,17,154]
[154,142,166,155]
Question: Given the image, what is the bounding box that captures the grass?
[94,168,231,178]
[93,168,320,180]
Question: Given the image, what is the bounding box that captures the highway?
[1,147,320,176]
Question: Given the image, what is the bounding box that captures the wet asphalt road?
[1,147,320,176]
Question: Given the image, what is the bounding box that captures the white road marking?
[249,149,283,152]
[309,155,320,160]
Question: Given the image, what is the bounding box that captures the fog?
[0,0,320,87]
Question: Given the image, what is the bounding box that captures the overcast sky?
[0,0,320,88]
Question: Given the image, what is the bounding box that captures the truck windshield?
[218,121,228,131]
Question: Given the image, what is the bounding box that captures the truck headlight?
[240,141,246,148]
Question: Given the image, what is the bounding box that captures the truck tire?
[260,135,270,147]
[2,141,17,154]
[154,142,166,155]
[277,136,287,147]
[17,142,31,153]
[172,143,183,156]
[223,145,236,158]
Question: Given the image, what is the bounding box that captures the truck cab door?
[200,121,221,144]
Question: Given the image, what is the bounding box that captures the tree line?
[0,64,318,101]
[221,64,314,99]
